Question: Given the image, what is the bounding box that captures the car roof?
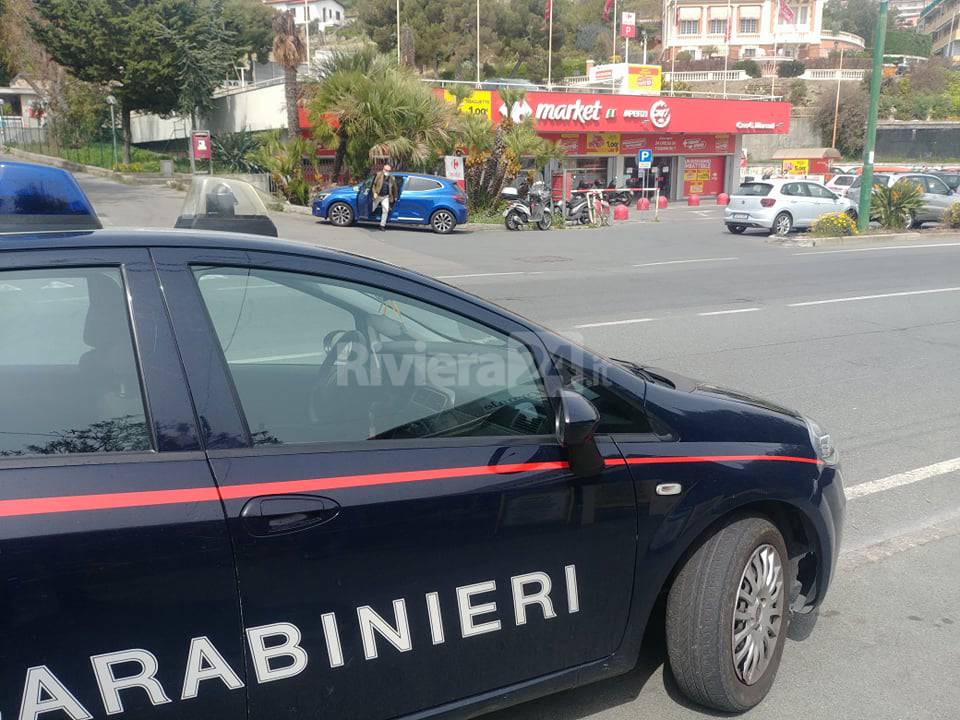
[0,227,518,319]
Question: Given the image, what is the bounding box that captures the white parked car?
[724,179,856,235]
[825,174,856,196]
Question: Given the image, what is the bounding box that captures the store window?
[680,19,700,34]
[739,17,759,33]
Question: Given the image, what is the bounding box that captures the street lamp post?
[106,95,118,169]
[857,0,888,233]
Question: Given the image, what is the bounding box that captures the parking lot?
[78,170,960,720]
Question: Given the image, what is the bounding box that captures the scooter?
[503,181,553,231]
[562,192,591,225]
[604,177,632,206]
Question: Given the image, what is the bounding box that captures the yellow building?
[919,0,960,61]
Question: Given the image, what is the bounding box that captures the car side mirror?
[556,389,604,477]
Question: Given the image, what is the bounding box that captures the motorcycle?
[503,181,553,231]
[604,177,633,206]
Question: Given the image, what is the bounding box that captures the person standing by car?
[372,164,398,231]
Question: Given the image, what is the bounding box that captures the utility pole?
[831,47,844,149]
[303,0,310,69]
[396,0,401,64]
[857,0,888,233]
[721,0,732,98]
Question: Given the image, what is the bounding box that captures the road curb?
[0,145,191,186]
[770,228,960,248]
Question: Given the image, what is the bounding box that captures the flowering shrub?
[943,201,960,229]
[811,211,858,237]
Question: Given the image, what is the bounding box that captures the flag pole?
[396,0,401,64]
[547,1,554,89]
[722,0,732,98]
[831,47,844,148]
[304,0,311,68]
[476,0,481,88]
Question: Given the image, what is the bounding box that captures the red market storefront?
[484,91,791,201]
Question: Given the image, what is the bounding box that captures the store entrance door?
[652,157,673,200]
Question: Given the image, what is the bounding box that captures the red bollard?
[688,194,701,207]
[613,203,630,221]
[636,197,650,211]
[657,195,668,210]
[717,192,730,205]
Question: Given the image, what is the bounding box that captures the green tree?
[884,28,932,57]
[815,84,868,157]
[223,0,276,63]
[31,0,267,163]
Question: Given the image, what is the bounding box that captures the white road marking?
[788,286,960,307]
[795,242,960,256]
[846,457,960,500]
[573,317,656,329]
[634,256,737,268]
[436,272,526,279]
[697,307,761,316]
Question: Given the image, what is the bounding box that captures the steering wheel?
[308,330,371,424]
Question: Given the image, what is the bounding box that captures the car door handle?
[240,495,340,537]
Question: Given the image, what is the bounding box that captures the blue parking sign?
[637,149,653,169]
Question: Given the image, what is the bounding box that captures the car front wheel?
[328,201,354,227]
[430,209,457,234]
[666,515,790,712]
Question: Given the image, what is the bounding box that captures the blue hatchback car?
[312,172,468,234]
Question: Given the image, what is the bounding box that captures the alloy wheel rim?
[434,212,453,232]
[731,544,784,686]
[776,216,790,234]
[331,205,350,225]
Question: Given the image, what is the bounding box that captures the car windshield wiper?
[611,358,676,388]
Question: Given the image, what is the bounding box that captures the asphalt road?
[77,172,960,720]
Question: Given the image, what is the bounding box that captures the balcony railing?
[820,30,867,49]
[801,68,867,80]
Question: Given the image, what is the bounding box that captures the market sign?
[626,65,662,94]
[782,158,809,174]
[544,132,736,155]
[443,89,493,119]
[494,91,790,135]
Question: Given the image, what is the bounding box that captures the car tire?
[904,212,920,230]
[726,223,747,234]
[328,202,354,227]
[666,515,790,713]
[845,208,858,221]
[772,212,793,236]
[430,209,457,234]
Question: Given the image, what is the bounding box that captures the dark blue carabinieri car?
[1,163,843,720]
[312,172,468,234]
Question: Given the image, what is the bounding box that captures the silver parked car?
[847,172,956,229]
[724,179,855,235]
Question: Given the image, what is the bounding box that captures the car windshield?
[736,183,773,196]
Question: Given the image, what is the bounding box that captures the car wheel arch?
[641,498,823,639]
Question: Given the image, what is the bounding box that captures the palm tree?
[272,10,305,138]
[308,50,454,181]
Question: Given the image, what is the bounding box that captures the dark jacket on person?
[372,171,398,205]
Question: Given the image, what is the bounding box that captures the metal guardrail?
[422,77,782,101]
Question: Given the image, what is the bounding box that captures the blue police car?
[1,162,844,719]
[312,172,468,234]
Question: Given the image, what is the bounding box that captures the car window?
[924,176,950,195]
[736,183,772,196]
[782,183,809,197]
[834,176,854,186]
[193,266,555,445]
[806,184,835,199]
[405,177,443,192]
[0,267,151,457]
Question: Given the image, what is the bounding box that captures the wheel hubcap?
[776,217,790,234]
[732,544,784,685]
[434,212,452,232]
[331,206,349,225]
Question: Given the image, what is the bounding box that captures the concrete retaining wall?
[742,115,821,162]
